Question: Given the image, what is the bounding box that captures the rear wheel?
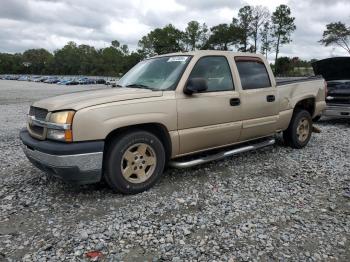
[283,109,312,149]
[104,130,165,194]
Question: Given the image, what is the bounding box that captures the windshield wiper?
[125,84,155,90]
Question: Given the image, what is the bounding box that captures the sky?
[0,0,349,61]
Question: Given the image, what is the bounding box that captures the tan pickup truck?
[20,51,326,194]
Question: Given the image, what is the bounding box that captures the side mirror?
[184,78,208,95]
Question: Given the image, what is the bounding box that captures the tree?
[138,24,184,56]
[199,23,209,49]
[99,44,124,76]
[319,22,350,54]
[22,48,53,74]
[238,5,253,52]
[271,4,296,74]
[120,44,129,55]
[251,6,270,53]
[111,40,120,49]
[207,24,232,50]
[0,53,25,74]
[121,51,143,74]
[77,44,99,75]
[260,21,272,59]
[138,35,154,57]
[183,21,208,51]
[207,19,240,50]
[53,41,80,75]
[275,56,293,76]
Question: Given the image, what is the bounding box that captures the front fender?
[72,99,177,141]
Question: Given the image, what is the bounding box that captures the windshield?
[118,56,191,90]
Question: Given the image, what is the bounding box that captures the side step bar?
[169,138,275,169]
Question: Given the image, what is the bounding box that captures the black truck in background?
[312,57,350,120]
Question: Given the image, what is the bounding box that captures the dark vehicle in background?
[95,78,106,84]
[39,76,49,82]
[312,57,350,119]
[77,77,95,85]
[65,79,79,85]
[29,76,41,82]
[44,77,60,84]
[33,76,46,82]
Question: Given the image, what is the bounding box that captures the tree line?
[0,3,348,77]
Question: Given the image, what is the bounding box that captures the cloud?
[0,0,349,60]
[175,0,241,10]
[277,0,350,60]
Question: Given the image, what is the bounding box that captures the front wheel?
[104,130,165,194]
[283,109,312,149]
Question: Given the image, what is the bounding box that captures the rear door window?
[235,58,271,90]
[189,56,234,92]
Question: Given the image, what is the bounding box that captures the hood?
[312,57,350,81]
[32,88,163,112]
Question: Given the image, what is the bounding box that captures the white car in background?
[105,79,118,87]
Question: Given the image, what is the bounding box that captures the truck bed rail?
[276,76,323,86]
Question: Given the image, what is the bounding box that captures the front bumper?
[20,129,104,185]
[323,104,350,118]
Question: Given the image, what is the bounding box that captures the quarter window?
[189,56,234,92]
[235,60,271,90]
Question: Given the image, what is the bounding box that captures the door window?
[189,56,234,92]
[235,60,271,90]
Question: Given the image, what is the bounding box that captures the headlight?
[47,111,75,142]
[50,111,75,124]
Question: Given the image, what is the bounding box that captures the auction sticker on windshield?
[167,56,188,62]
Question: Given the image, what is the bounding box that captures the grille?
[29,125,44,134]
[29,106,48,120]
[28,106,48,138]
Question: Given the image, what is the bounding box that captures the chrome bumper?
[20,129,104,184]
[323,105,350,118]
[23,146,103,184]
[23,145,103,172]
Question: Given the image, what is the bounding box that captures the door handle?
[266,95,275,102]
[230,98,240,106]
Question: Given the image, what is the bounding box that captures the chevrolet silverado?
[20,51,326,194]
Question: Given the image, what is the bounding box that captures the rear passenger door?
[234,56,279,141]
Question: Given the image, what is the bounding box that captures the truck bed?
[276,76,323,86]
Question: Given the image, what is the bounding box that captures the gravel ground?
[0,80,349,261]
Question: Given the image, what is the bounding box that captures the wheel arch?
[104,123,172,161]
[293,97,316,117]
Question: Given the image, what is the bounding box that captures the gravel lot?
[0,80,349,261]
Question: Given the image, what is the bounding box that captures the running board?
[169,138,275,169]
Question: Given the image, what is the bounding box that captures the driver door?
[176,56,242,155]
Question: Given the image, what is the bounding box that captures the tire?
[283,109,312,149]
[312,115,321,122]
[104,130,165,194]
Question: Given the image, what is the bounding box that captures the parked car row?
[0,75,117,85]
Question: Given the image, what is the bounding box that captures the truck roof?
[153,50,266,59]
